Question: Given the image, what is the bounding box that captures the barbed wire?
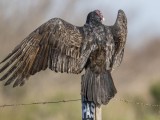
[0,99,81,108]
[0,97,160,109]
[113,98,160,108]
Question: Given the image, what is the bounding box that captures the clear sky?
[105,0,160,47]
[1,0,160,48]
[67,0,160,48]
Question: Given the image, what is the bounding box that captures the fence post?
[81,97,102,120]
[81,75,102,120]
[95,106,102,120]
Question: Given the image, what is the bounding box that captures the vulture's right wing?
[0,18,93,87]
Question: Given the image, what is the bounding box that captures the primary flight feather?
[0,10,127,105]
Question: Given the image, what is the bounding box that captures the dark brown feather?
[109,10,127,68]
[0,10,127,106]
[0,18,89,86]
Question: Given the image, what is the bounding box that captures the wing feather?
[109,10,127,68]
[0,18,91,87]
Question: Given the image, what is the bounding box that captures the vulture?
[0,10,127,105]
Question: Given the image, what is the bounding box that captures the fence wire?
[0,99,81,108]
[0,97,160,109]
[113,98,160,108]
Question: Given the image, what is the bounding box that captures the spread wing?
[0,18,92,87]
[110,9,127,68]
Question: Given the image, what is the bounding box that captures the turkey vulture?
[0,10,127,105]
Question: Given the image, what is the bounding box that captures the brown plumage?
[0,10,127,105]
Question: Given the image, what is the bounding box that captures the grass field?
[0,71,160,120]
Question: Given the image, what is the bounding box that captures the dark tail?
[81,68,117,106]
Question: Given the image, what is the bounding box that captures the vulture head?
[86,10,104,25]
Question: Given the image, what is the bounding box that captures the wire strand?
[0,99,81,108]
[113,98,160,108]
[0,97,160,108]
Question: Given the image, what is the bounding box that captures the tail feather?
[86,70,93,101]
[81,68,117,106]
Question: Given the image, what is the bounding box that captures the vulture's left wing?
[0,18,92,87]
[109,10,127,68]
